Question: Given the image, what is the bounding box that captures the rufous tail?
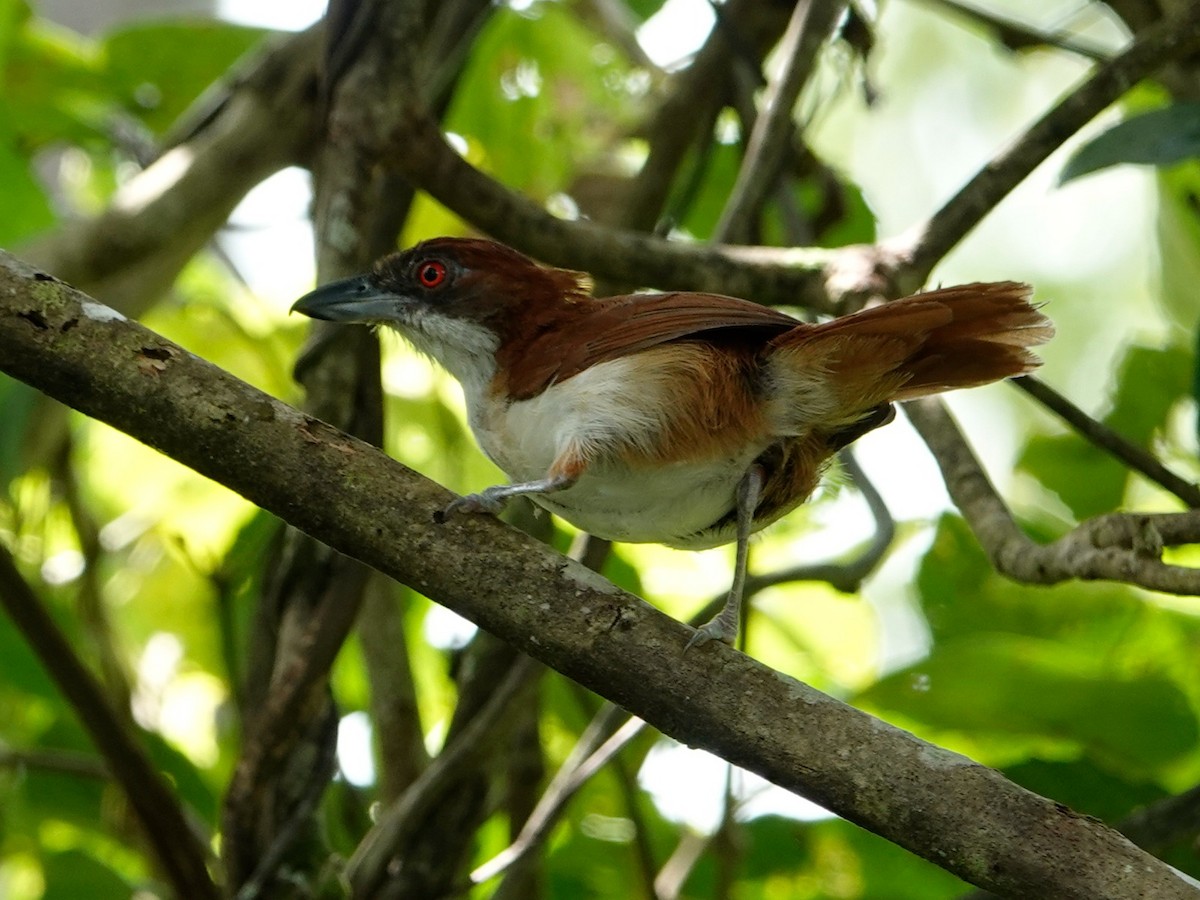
[769,281,1053,429]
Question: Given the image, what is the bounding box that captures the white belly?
[530,456,752,547]
[465,357,762,548]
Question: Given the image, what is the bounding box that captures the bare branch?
[905,397,1200,594]
[4,258,1197,898]
[475,709,647,888]
[687,447,896,640]
[0,747,108,780]
[617,0,796,235]
[358,576,429,803]
[347,655,542,896]
[899,3,1200,286]
[914,0,1114,61]
[1013,375,1200,508]
[715,0,848,242]
[1121,782,1200,855]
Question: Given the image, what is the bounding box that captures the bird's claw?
[684,618,737,652]
[435,491,506,523]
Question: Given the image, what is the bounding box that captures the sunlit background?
[9,0,1190,889]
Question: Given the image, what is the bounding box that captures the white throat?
[387,310,499,401]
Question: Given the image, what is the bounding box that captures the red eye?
[417,260,447,289]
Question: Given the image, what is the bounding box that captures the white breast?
[465,356,761,548]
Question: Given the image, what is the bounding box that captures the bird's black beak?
[290,275,403,323]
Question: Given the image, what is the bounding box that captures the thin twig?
[688,447,896,634]
[358,576,429,804]
[900,3,1200,287]
[715,0,848,242]
[1013,375,1200,508]
[53,437,133,715]
[655,830,713,900]
[0,747,108,780]
[474,711,648,886]
[915,0,1114,61]
[751,448,895,595]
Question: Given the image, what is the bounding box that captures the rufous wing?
[504,291,800,399]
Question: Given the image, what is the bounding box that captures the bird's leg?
[435,473,577,521]
[686,463,764,651]
[437,449,585,522]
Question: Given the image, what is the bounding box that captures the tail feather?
[767,281,1053,432]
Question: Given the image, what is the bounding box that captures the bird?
[291,237,1053,649]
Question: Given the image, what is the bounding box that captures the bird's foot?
[434,490,507,523]
[684,615,738,651]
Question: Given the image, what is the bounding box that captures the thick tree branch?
[3,258,1198,898]
[0,544,218,899]
[905,397,1200,594]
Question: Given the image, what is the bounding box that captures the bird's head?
[291,237,591,386]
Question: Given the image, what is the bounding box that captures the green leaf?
[1019,343,1191,518]
[3,16,110,149]
[738,815,813,879]
[858,634,1198,768]
[1062,104,1200,184]
[100,19,270,132]
[1155,166,1200,330]
[835,818,967,898]
[1106,344,1192,442]
[42,849,132,900]
[446,4,640,199]
[139,729,218,826]
[1020,432,1128,519]
[0,376,44,484]
[19,767,107,833]
[0,136,53,242]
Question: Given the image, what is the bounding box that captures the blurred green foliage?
[2,1,1200,898]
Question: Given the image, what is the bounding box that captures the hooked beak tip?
[290,275,399,323]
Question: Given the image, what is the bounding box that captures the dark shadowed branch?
[347,655,543,896]
[0,544,219,899]
[715,0,848,242]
